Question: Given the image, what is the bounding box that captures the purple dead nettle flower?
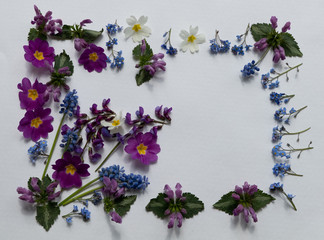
[17,177,61,204]
[17,77,48,110]
[52,152,90,189]
[24,38,55,68]
[164,183,187,228]
[78,44,107,72]
[31,5,62,35]
[143,53,166,76]
[232,182,258,223]
[74,38,89,51]
[18,107,54,141]
[102,177,126,224]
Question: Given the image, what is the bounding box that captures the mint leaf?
[251,23,273,42]
[54,50,74,76]
[36,202,60,231]
[82,29,103,43]
[213,191,237,215]
[54,25,73,40]
[145,193,169,219]
[136,69,152,86]
[250,190,275,212]
[113,195,137,217]
[280,32,303,57]
[28,28,47,41]
[182,193,204,219]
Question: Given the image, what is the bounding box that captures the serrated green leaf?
[132,39,153,60]
[280,32,303,57]
[145,193,169,219]
[213,191,237,215]
[54,25,73,40]
[82,29,103,43]
[41,175,52,191]
[251,23,273,42]
[136,69,152,86]
[36,202,60,231]
[250,190,275,212]
[113,195,137,217]
[27,177,40,191]
[182,192,204,218]
[28,28,47,41]
[132,45,142,59]
[54,50,74,75]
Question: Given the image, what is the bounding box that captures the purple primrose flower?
[23,38,55,68]
[78,44,107,72]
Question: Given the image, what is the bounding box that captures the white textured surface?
[1,0,324,239]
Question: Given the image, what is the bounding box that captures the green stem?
[282,146,313,152]
[283,127,311,136]
[282,190,297,211]
[286,172,303,177]
[95,141,121,172]
[255,47,271,66]
[61,185,103,206]
[42,113,66,180]
[270,63,303,82]
[280,94,295,100]
[293,105,307,118]
[59,177,100,206]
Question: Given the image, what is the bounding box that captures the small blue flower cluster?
[272,143,291,159]
[231,44,252,55]
[270,92,286,105]
[274,107,296,124]
[210,39,231,54]
[28,140,47,163]
[107,51,124,69]
[272,163,290,177]
[161,30,178,56]
[64,205,91,223]
[106,23,122,35]
[272,125,286,142]
[269,182,283,190]
[241,60,260,77]
[106,38,118,48]
[261,69,279,89]
[99,165,150,190]
[59,89,78,117]
[80,207,91,220]
[60,128,80,152]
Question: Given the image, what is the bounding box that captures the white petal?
[195,34,206,44]
[124,27,134,38]
[189,26,198,36]
[179,30,189,40]
[126,16,137,26]
[140,26,152,35]
[189,43,198,53]
[138,16,148,25]
[101,121,112,128]
[132,33,143,43]
[180,41,189,52]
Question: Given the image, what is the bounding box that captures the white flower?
[101,111,125,134]
[179,26,205,53]
[124,16,151,42]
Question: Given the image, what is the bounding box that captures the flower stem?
[61,185,103,206]
[59,177,100,206]
[286,172,303,177]
[293,106,307,118]
[282,190,297,211]
[95,141,121,172]
[255,47,271,66]
[270,63,303,82]
[283,127,311,136]
[42,113,66,180]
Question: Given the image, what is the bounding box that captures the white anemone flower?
[101,111,125,134]
[179,26,205,53]
[124,16,151,42]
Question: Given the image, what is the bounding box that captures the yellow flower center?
[30,117,43,128]
[28,89,39,101]
[34,50,44,61]
[65,164,77,175]
[187,35,196,43]
[137,143,148,155]
[132,24,141,32]
[89,52,99,62]
[112,119,120,126]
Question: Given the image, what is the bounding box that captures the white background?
[1,0,324,239]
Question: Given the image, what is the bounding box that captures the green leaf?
[54,50,74,76]
[28,28,47,41]
[36,202,60,231]
[136,69,152,86]
[280,32,303,57]
[54,25,73,40]
[40,175,53,191]
[132,39,153,59]
[82,29,103,43]
[132,45,142,59]
[145,193,169,219]
[27,177,40,191]
[182,192,204,219]
[250,190,275,212]
[251,23,273,42]
[113,195,137,217]
[213,191,237,215]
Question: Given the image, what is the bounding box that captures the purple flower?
[110,211,122,223]
[80,19,92,27]
[232,181,258,223]
[273,46,286,63]
[254,38,268,51]
[17,78,48,110]
[282,22,291,33]
[78,44,107,72]
[18,108,54,141]
[143,53,166,76]
[23,38,55,68]
[44,19,63,35]
[52,152,90,189]
[270,16,278,29]
[124,132,161,165]
[74,38,89,51]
